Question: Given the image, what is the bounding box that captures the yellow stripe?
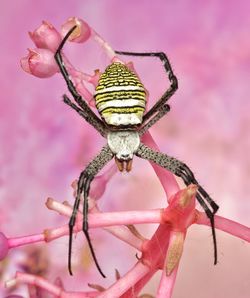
[101,107,145,115]
[96,97,146,107]
[95,91,146,102]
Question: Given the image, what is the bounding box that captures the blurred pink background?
[0,1,249,297]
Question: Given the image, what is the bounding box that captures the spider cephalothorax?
[107,130,140,171]
[55,26,219,278]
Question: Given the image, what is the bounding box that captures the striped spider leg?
[55,26,107,137]
[114,50,178,124]
[135,143,219,264]
[55,27,109,277]
[68,145,113,278]
[115,51,219,264]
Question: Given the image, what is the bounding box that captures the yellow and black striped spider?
[55,26,219,278]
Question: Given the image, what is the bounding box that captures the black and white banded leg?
[139,104,170,135]
[114,50,178,122]
[63,95,107,137]
[55,26,106,136]
[136,143,219,264]
[68,145,114,277]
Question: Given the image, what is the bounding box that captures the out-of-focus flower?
[20,48,58,78]
[19,247,49,276]
[61,17,91,43]
[28,21,62,52]
[0,232,9,260]
[5,295,24,298]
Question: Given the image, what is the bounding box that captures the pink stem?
[121,270,157,298]
[6,272,63,297]
[103,225,144,251]
[47,198,162,227]
[89,209,162,227]
[98,262,150,298]
[157,266,178,298]
[5,272,97,298]
[8,233,44,248]
[91,206,145,250]
[90,28,120,62]
[196,212,250,242]
[45,207,162,246]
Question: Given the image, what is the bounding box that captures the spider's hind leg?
[136,143,219,264]
[68,145,114,278]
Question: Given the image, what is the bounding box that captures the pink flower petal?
[29,20,62,51]
[61,17,91,43]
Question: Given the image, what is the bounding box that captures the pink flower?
[20,48,58,78]
[61,17,91,43]
[28,21,62,52]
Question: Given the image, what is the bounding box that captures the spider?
[55,26,219,278]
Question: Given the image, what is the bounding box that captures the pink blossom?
[20,48,58,78]
[28,21,62,51]
[61,17,91,43]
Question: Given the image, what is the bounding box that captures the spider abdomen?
[94,62,146,126]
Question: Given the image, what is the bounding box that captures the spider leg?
[114,51,178,122]
[63,95,107,137]
[139,104,170,135]
[68,145,114,277]
[136,143,219,265]
[55,26,106,135]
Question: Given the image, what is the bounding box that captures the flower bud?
[20,48,58,78]
[61,17,91,43]
[29,21,62,52]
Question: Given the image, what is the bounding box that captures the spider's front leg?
[63,95,107,137]
[136,143,219,264]
[114,50,178,122]
[69,145,114,278]
[54,27,106,136]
